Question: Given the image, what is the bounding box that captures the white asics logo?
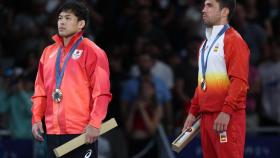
[84,149,92,158]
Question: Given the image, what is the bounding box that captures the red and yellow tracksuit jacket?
[32,32,112,134]
[189,26,249,116]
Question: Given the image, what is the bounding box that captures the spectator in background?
[246,64,260,129]
[231,3,267,65]
[103,50,129,158]
[261,0,280,39]
[124,7,171,55]
[243,0,259,22]
[121,53,173,134]
[0,68,33,157]
[251,0,279,25]
[180,0,205,38]
[168,36,201,131]
[0,66,8,129]
[130,41,174,89]
[125,79,162,158]
[258,39,280,126]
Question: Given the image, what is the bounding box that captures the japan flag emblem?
[72,49,83,60]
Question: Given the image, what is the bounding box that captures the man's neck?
[63,36,73,47]
[62,30,81,46]
[207,18,228,29]
[205,22,228,40]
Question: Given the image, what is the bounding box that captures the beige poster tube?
[171,118,200,153]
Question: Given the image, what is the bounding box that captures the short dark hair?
[217,0,236,20]
[58,0,89,29]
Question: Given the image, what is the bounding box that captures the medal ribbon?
[201,24,230,82]
[55,37,83,90]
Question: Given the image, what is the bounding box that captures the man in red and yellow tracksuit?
[183,0,249,158]
[31,1,111,158]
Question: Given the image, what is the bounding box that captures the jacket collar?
[52,31,84,52]
[205,25,225,41]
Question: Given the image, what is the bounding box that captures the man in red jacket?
[31,1,112,158]
[183,0,249,158]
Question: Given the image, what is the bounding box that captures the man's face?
[139,55,153,70]
[138,54,153,75]
[202,0,223,27]
[57,10,84,37]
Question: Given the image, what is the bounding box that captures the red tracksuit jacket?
[32,32,112,134]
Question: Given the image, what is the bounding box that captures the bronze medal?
[52,89,63,103]
[201,79,207,91]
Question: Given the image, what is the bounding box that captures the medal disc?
[201,79,207,91]
[52,89,63,103]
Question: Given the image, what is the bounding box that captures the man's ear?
[78,20,86,30]
[221,8,230,18]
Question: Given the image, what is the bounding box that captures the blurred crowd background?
[0,0,279,157]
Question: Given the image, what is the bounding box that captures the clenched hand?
[84,124,100,144]
[32,121,44,141]
[182,113,196,132]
